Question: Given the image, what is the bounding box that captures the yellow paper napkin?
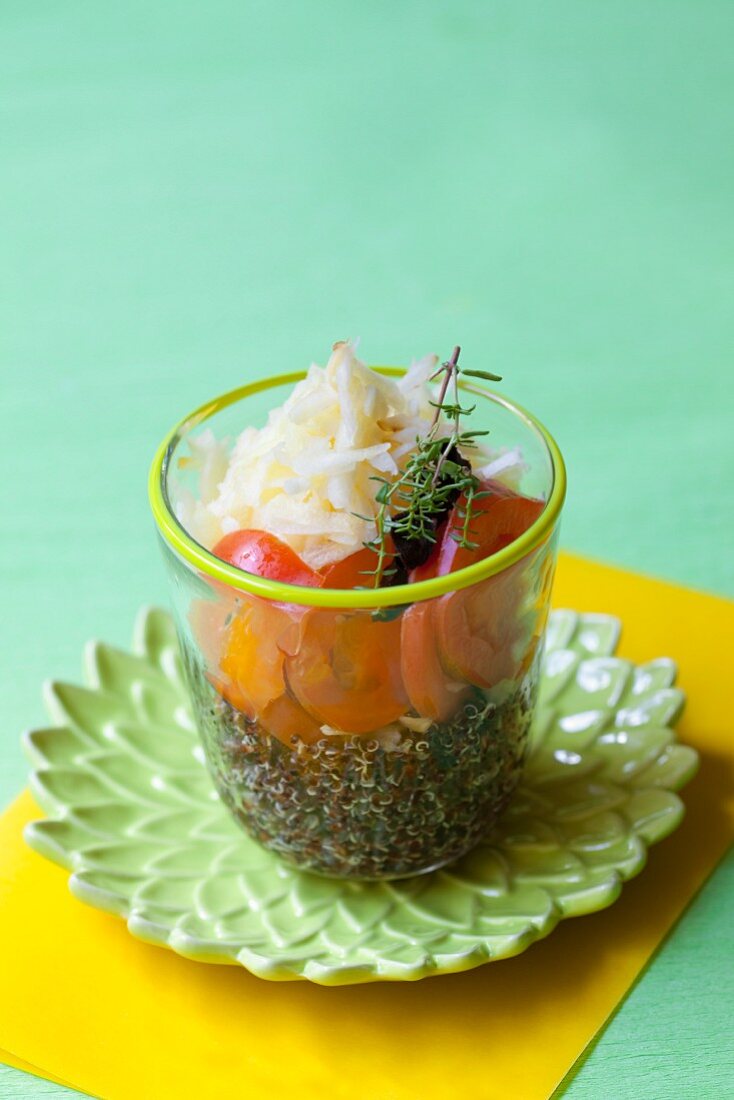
[1,552,732,1100]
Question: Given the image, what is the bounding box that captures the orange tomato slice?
[219,595,292,716]
[216,596,325,745]
[203,532,318,724]
[284,609,408,733]
[192,538,335,744]
[188,595,235,676]
[208,672,255,717]
[260,693,324,746]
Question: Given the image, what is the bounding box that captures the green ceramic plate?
[23,608,698,985]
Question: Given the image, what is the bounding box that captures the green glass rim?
[148,367,566,608]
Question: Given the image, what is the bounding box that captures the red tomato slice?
[320,535,398,589]
[320,547,379,588]
[409,484,544,693]
[434,489,544,577]
[400,601,470,721]
[213,529,324,587]
[284,609,408,733]
[434,564,527,688]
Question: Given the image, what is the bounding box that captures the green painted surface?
[1,0,732,1095]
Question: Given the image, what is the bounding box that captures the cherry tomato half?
[285,609,408,734]
[213,529,324,587]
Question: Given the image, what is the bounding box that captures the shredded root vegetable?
[175,341,527,568]
[179,341,437,567]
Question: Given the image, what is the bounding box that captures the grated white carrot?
[176,341,526,568]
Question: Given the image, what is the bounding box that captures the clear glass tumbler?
[149,369,566,879]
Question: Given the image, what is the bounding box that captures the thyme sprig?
[362,346,502,586]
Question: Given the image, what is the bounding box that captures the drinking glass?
[149,369,566,878]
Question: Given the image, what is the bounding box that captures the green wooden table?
[2,2,733,1096]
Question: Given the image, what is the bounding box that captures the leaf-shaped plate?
[23,608,698,984]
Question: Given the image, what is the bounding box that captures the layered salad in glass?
[152,341,562,878]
